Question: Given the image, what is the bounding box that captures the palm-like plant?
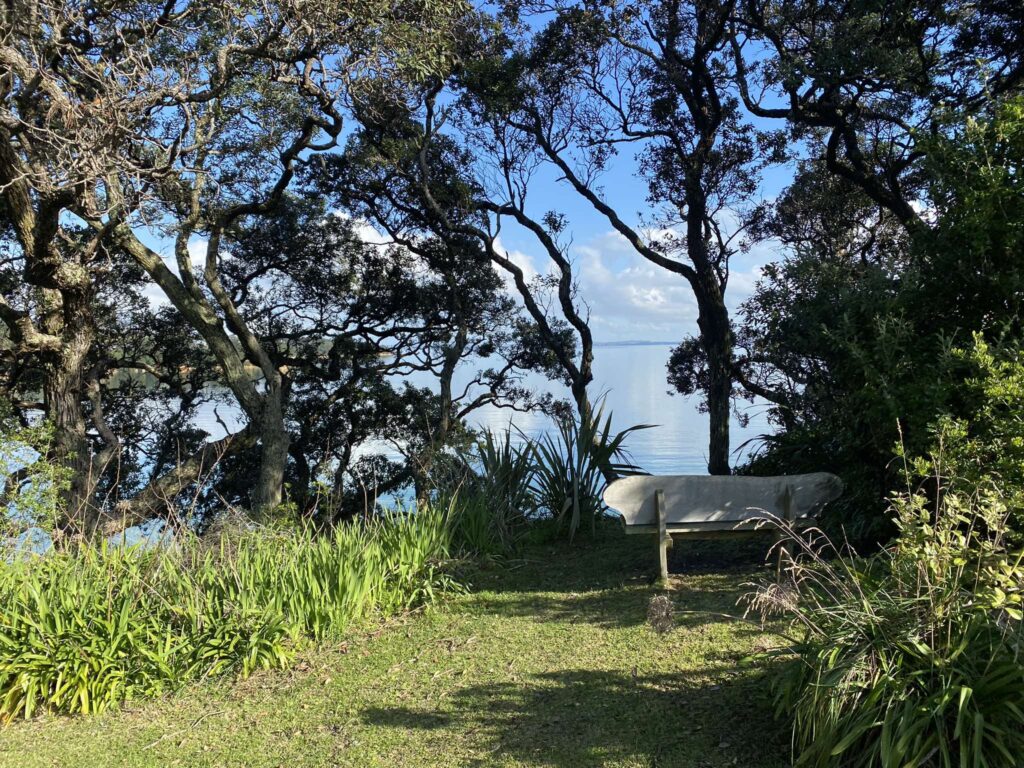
[447,429,536,556]
[532,401,651,541]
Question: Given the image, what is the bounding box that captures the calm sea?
[444,343,773,474]
[12,344,776,552]
[197,342,775,476]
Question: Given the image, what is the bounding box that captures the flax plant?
[532,403,650,541]
[0,507,455,720]
[445,430,537,557]
[747,466,1024,767]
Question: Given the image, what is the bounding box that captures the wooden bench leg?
[774,528,791,581]
[775,485,794,582]
[656,489,672,582]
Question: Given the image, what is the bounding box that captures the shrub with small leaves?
[0,419,72,544]
[749,447,1024,767]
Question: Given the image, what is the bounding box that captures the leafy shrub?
[0,420,71,544]
[444,405,648,549]
[750,457,1024,767]
[532,403,649,541]
[919,336,1024,539]
[0,507,454,719]
[733,98,1024,544]
[446,430,536,557]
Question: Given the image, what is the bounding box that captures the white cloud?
[187,238,208,263]
[501,227,781,343]
[489,236,541,289]
[336,214,392,246]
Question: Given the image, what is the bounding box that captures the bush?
[749,458,1024,767]
[446,430,536,557]
[0,419,71,544]
[921,336,1024,539]
[732,98,1024,545]
[532,403,649,541]
[0,507,455,719]
[444,404,649,550]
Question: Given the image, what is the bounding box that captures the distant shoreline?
[594,340,680,347]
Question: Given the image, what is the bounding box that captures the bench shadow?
[463,531,779,633]
[360,665,789,767]
[476,533,775,588]
[465,581,766,636]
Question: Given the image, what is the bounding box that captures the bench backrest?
[603,472,843,527]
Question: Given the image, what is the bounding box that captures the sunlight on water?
[193,344,775,475]
[464,344,774,474]
[12,346,777,552]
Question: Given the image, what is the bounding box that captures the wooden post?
[775,484,793,581]
[656,489,671,582]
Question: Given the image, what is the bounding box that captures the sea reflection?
[463,344,774,474]
[193,343,774,475]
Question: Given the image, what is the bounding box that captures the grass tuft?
[0,507,454,719]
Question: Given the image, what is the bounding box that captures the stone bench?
[603,473,843,580]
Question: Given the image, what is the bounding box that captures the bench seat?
[603,472,843,580]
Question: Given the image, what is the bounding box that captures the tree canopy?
[1,0,1021,544]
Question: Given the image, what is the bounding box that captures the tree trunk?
[38,282,102,537]
[570,376,620,483]
[0,133,106,538]
[704,341,732,476]
[251,387,289,517]
[688,175,733,477]
[414,340,459,509]
[697,294,733,476]
[288,442,313,517]
[44,359,93,536]
[115,227,289,521]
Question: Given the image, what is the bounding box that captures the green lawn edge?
[0,530,791,768]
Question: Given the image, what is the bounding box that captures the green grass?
[0,509,453,719]
[0,530,789,767]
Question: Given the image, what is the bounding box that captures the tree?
[461,0,780,474]
[168,194,556,522]
[314,101,597,442]
[1,0,470,529]
[727,97,1024,540]
[733,0,1024,232]
[711,0,1024,535]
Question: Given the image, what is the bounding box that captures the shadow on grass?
[361,665,788,767]
[669,537,781,574]
[465,581,765,637]
[462,528,776,635]
[474,527,777,591]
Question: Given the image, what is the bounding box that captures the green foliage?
[443,405,650,550]
[741,280,957,541]
[0,508,455,720]
[915,98,1024,330]
[0,532,786,767]
[0,420,71,542]
[909,336,1024,539]
[736,97,1024,542]
[752,452,1024,767]
[532,404,650,541]
[446,430,536,557]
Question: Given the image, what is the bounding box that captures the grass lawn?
[0,529,791,768]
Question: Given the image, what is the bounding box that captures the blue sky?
[490,152,797,344]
